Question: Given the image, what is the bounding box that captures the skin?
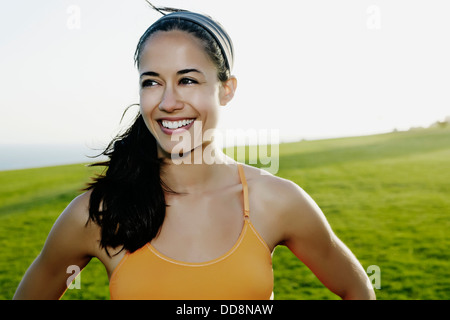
[13,30,375,300]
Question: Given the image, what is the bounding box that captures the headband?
[154,11,234,71]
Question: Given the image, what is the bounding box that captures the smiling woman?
[13,1,375,300]
[138,29,236,161]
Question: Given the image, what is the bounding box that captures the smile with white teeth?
[161,119,195,129]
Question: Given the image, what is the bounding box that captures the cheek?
[139,91,156,114]
[202,97,221,127]
[191,86,221,121]
[139,93,160,138]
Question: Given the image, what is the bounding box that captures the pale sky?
[1,0,449,149]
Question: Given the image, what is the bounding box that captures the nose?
[158,85,184,112]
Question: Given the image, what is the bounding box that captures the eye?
[141,79,159,88]
[179,78,198,85]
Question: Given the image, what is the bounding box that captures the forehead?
[138,30,214,72]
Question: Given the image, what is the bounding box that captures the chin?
[157,143,198,161]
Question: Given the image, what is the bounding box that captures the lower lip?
[158,120,195,135]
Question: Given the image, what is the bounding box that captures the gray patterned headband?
[154,11,234,71]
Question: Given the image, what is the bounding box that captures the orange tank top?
[109,164,274,300]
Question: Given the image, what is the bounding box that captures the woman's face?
[138,30,235,159]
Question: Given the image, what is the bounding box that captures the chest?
[150,189,245,263]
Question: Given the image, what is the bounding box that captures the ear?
[219,76,237,106]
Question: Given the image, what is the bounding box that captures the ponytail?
[85,113,170,255]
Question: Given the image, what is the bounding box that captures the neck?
[160,143,235,194]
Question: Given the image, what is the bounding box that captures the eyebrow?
[177,68,203,75]
[140,69,204,78]
[140,71,159,78]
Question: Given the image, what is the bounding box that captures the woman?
[13,4,375,300]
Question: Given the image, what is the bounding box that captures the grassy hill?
[1,127,449,300]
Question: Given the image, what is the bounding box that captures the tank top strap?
[237,163,250,219]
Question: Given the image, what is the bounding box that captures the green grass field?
[1,127,449,300]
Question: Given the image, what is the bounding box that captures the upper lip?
[156,117,196,121]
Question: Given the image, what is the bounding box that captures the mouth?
[157,118,196,135]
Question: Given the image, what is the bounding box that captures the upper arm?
[279,181,375,300]
[13,191,99,300]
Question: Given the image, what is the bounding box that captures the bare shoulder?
[61,191,91,223]
[241,163,308,211]
[57,190,93,233]
[45,190,101,258]
[239,164,315,248]
[244,164,334,246]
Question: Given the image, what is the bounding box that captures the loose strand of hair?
[145,1,187,16]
